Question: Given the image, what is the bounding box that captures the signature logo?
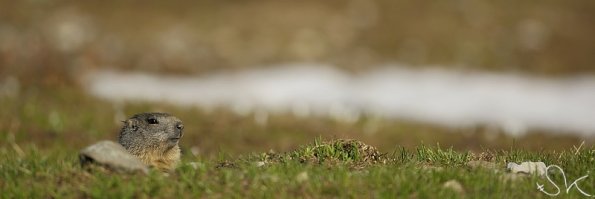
[536,165,593,197]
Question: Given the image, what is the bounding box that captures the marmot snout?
[118,112,184,171]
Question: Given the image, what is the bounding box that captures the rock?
[506,161,546,176]
[442,180,465,195]
[79,140,149,174]
[296,171,309,183]
[466,160,498,170]
[255,161,266,167]
[190,146,201,156]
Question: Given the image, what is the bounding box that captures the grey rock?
[79,140,149,174]
[506,161,547,176]
[442,179,465,195]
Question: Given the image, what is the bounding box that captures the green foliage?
[415,145,470,166]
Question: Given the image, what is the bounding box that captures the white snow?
[86,63,595,136]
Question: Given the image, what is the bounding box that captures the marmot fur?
[118,112,184,171]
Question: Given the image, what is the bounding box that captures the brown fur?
[118,112,184,171]
[133,146,181,171]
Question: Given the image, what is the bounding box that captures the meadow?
[1,0,595,198]
[2,136,594,198]
[0,87,593,198]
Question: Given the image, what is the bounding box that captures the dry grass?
[1,85,592,157]
[1,0,595,88]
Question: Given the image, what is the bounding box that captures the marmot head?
[118,112,184,152]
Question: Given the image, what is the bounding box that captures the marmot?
[118,112,184,171]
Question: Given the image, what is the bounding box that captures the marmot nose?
[175,123,184,137]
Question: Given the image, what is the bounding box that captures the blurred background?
[1,0,594,156]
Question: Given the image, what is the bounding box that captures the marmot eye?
[176,124,184,130]
[147,118,159,124]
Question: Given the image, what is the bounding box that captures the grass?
[1,139,594,198]
[2,0,595,78]
[1,0,594,197]
[0,86,593,198]
[1,86,590,155]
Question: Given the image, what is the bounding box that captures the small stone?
[442,179,465,195]
[296,171,309,183]
[255,161,266,167]
[79,140,148,174]
[268,174,279,183]
[190,146,201,156]
[506,161,546,176]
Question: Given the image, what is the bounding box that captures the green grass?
[1,139,593,198]
[0,87,593,198]
[1,0,595,197]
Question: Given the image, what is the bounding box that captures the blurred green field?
[1,0,595,198]
[0,86,591,155]
[1,0,593,151]
[1,0,595,86]
[1,138,594,198]
[2,71,592,198]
